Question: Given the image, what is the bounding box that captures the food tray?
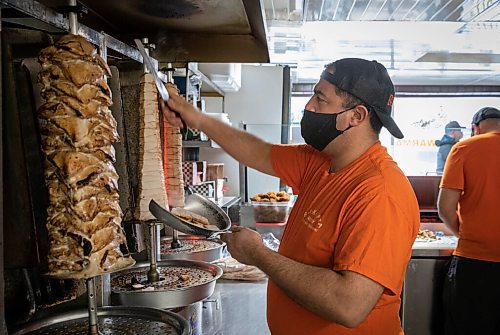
[110,260,222,308]
[251,200,292,223]
[160,236,226,262]
[11,306,190,335]
[149,193,231,237]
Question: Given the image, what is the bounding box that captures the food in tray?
[170,208,219,231]
[416,229,439,241]
[37,34,134,279]
[250,191,291,202]
[179,274,192,282]
[112,266,216,292]
[161,239,221,254]
[251,191,292,223]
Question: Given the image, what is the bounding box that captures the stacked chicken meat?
[163,83,185,209]
[135,76,186,219]
[37,34,134,279]
[136,73,170,220]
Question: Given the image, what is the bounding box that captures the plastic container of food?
[251,201,292,223]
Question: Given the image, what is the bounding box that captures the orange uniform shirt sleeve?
[271,144,316,193]
[333,191,415,295]
[440,145,465,190]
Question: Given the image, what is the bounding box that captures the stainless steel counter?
[403,235,458,335]
[175,279,270,335]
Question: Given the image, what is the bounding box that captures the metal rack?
[1,0,147,65]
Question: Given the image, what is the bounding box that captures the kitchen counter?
[411,235,457,257]
[404,235,458,335]
[176,279,270,335]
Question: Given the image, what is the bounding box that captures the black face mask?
[300,108,353,151]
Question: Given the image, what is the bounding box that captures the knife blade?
[134,39,169,101]
[134,39,187,136]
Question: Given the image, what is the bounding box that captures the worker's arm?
[437,187,461,236]
[220,227,384,328]
[161,95,276,176]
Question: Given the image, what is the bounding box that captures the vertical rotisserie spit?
[37,34,134,279]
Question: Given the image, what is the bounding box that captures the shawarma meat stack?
[136,73,170,220]
[37,34,134,279]
[163,83,185,208]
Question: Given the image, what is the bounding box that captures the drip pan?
[11,306,190,335]
[160,236,226,262]
[110,260,222,308]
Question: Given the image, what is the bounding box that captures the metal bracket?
[55,4,88,15]
[1,0,149,64]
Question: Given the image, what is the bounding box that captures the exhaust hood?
[34,0,270,63]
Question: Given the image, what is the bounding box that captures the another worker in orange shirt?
[162,58,420,335]
[437,106,500,335]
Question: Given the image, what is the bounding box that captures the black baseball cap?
[444,121,465,132]
[320,58,404,139]
[471,107,500,125]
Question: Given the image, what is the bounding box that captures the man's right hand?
[161,94,204,131]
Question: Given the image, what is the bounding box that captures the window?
[291,94,499,175]
[387,97,498,176]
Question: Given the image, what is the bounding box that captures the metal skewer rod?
[141,37,149,74]
[68,0,78,34]
[86,277,101,335]
[171,227,182,249]
[147,221,161,282]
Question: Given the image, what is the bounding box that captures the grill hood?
[36,0,269,63]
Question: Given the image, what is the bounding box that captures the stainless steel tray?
[110,260,222,309]
[149,194,231,237]
[160,236,226,262]
[11,306,190,335]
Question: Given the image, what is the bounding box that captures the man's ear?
[351,105,369,125]
[472,124,480,136]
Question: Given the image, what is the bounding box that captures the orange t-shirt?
[268,142,419,335]
[440,132,500,262]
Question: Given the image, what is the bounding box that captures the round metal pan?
[149,193,231,237]
[11,306,190,335]
[160,235,226,262]
[110,260,222,309]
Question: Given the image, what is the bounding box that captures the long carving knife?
[134,39,187,135]
[134,39,170,101]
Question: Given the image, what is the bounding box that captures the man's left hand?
[220,226,268,266]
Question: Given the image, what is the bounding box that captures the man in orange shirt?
[162,58,419,334]
[437,106,500,335]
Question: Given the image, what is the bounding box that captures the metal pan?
[149,194,231,238]
[160,235,226,262]
[110,260,222,309]
[11,306,190,335]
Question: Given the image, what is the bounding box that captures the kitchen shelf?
[188,63,225,97]
[182,140,216,148]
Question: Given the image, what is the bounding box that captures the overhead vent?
[198,63,242,92]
